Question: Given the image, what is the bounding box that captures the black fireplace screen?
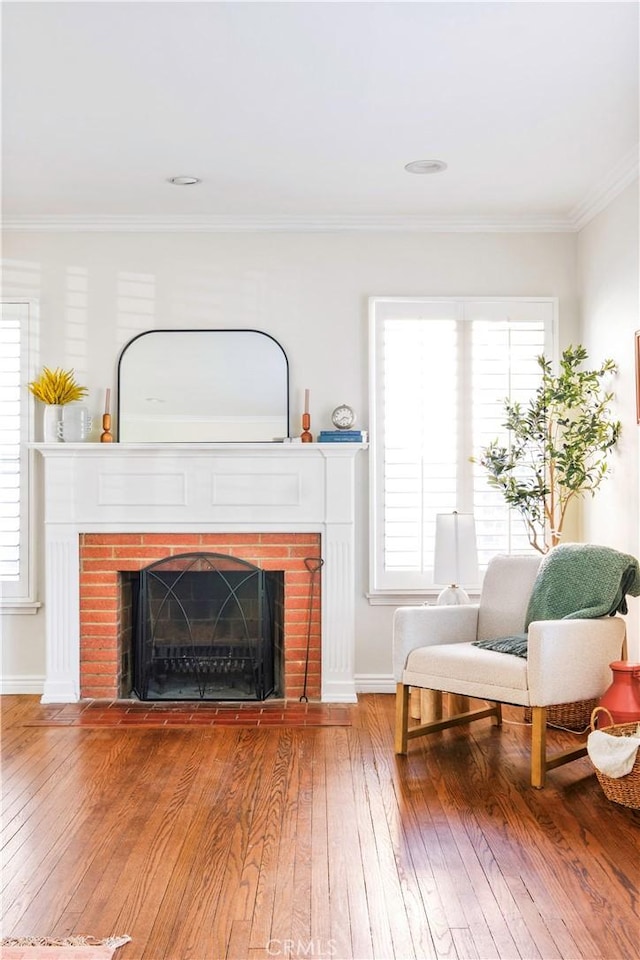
[132,552,283,701]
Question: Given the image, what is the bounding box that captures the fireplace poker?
[299,556,324,702]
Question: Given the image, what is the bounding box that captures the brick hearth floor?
[23,699,354,728]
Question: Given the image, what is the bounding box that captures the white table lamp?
[433,511,479,605]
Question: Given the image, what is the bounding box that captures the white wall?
[577,180,640,659]
[1,228,581,690]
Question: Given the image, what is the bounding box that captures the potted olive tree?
[476,345,621,554]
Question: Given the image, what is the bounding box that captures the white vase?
[58,403,93,442]
[42,404,63,442]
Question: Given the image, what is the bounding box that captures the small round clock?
[331,404,356,430]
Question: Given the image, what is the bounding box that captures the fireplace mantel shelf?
[36,441,366,705]
[33,441,367,455]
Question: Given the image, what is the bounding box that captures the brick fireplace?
[80,531,321,700]
[36,442,364,703]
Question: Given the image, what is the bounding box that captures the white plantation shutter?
[0,301,34,603]
[369,297,556,595]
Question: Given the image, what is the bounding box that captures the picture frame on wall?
[636,330,640,424]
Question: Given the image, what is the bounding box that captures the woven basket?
[589,706,640,811]
[524,697,599,731]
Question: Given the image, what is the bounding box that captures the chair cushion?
[403,641,531,706]
[477,554,541,641]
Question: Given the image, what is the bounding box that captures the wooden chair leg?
[493,701,502,727]
[399,692,582,788]
[395,682,411,755]
[530,706,547,789]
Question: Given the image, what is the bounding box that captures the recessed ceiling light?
[404,159,448,175]
[167,176,201,186]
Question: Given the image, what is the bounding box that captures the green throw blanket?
[473,544,640,659]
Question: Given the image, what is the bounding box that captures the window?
[369,297,556,597]
[0,300,37,610]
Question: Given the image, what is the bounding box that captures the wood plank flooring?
[1,694,639,960]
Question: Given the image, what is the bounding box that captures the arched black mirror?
[117,329,289,442]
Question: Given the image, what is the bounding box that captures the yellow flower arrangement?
[28,367,88,405]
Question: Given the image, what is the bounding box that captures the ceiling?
[2,1,639,231]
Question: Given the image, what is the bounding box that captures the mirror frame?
[116,328,290,443]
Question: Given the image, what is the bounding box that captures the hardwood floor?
[2,694,639,960]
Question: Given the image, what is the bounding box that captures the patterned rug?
[0,936,130,959]
[23,700,354,729]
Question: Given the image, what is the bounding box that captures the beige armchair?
[393,554,627,787]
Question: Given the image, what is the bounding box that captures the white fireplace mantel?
[35,442,366,704]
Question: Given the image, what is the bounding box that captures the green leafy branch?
[475,345,621,554]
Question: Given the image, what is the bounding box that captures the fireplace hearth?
[132,552,283,701]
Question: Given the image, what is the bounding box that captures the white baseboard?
[1,675,45,695]
[354,673,396,694]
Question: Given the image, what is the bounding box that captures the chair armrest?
[527,616,626,706]
[392,604,480,680]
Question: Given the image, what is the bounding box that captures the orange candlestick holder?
[301,412,313,443]
[100,413,114,443]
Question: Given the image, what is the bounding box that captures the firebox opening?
[126,553,284,701]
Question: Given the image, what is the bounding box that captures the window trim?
[1,298,40,613]
[368,295,558,601]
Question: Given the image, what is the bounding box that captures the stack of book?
[318,430,368,443]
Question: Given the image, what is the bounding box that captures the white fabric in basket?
[587,726,640,778]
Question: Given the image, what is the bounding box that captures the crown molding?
[569,144,639,231]
[3,150,637,234]
[1,212,576,233]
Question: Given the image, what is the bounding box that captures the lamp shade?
[433,512,479,587]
